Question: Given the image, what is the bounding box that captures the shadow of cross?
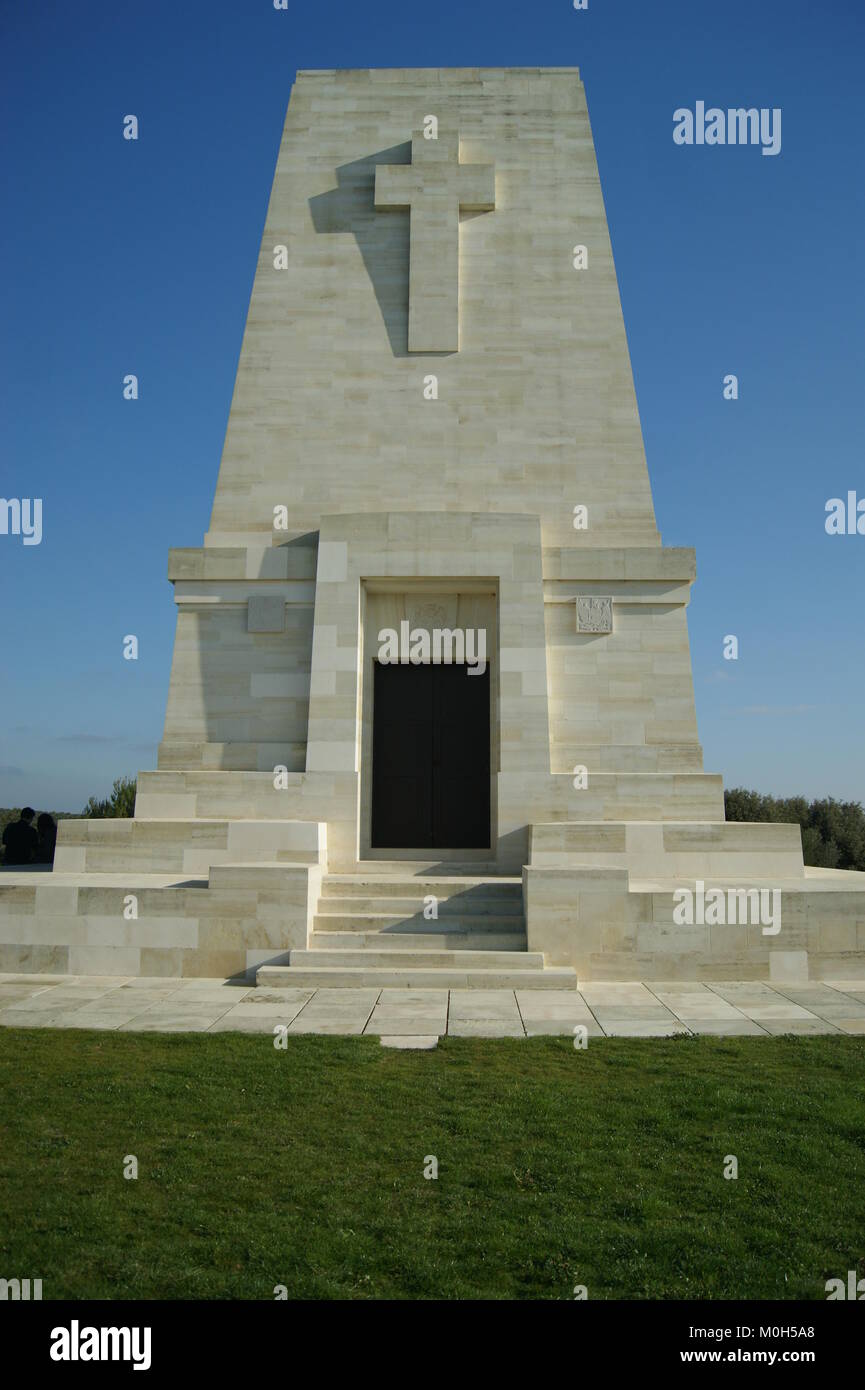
[309,144,413,356]
[374,129,495,353]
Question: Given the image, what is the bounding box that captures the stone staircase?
[256,871,578,989]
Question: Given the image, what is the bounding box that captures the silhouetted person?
[2,807,38,866]
[36,812,57,865]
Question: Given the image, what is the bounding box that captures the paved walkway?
[2,975,865,1039]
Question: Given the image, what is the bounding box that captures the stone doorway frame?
[360,578,498,861]
[304,512,551,871]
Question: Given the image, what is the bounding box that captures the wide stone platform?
[2,975,865,1038]
[6,70,865,988]
[4,837,865,983]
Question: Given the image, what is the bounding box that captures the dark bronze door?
[371,662,491,849]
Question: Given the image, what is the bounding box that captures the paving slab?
[516,993,601,1034]
[376,989,449,1007]
[287,1018,372,1034]
[119,1013,223,1032]
[0,1010,63,1028]
[140,1000,235,1018]
[707,983,783,1002]
[448,989,521,1021]
[217,1000,310,1023]
[292,1000,379,1020]
[650,986,742,1008]
[2,995,72,1013]
[0,985,51,1003]
[243,989,316,1006]
[380,1035,439,1049]
[771,984,849,1002]
[448,1020,526,1037]
[580,983,658,1004]
[523,1020,604,1036]
[71,976,134,987]
[770,990,864,1017]
[366,1003,448,1021]
[366,1015,447,1035]
[3,976,865,1039]
[602,1021,692,1037]
[50,1012,140,1030]
[685,1018,768,1036]
[365,998,448,1016]
[25,989,114,1008]
[591,1006,679,1023]
[167,987,254,1004]
[515,989,596,1017]
[300,988,381,1008]
[805,1004,865,1023]
[735,1003,818,1021]
[758,1019,841,1035]
[208,1015,293,1034]
[60,1006,154,1028]
[650,984,717,995]
[652,999,746,1020]
[118,977,184,989]
[112,988,187,1005]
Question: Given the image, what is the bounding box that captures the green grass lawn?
[1,1028,864,1300]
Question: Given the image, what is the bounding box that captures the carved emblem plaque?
[576,596,613,634]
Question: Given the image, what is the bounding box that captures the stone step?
[530,821,805,878]
[53,818,323,875]
[313,912,523,933]
[290,948,544,970]
[310,930,528,951]
[316,893,524,915]
[256,964,578,990]
[325,861,509,877]
[320,876,522,899]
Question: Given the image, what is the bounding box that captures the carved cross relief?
[374,128,495,353]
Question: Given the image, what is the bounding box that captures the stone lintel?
[321,510,541,540]
[543,546,696,583]
[168,546,317,583]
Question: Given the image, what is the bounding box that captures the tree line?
[724,788,865,871]
[3,780,863,872]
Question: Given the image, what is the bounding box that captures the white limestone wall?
[205,67,660,550]
[0,862,321,979]
[159,546,316,772]
[523,864,865,981]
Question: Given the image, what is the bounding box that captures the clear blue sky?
[1,0,863,812]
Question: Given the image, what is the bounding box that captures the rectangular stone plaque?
[576,595,613,634]
[248,595,286,633]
